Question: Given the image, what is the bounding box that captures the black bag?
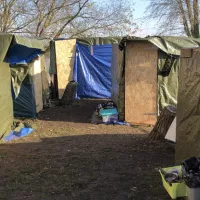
[182,157,200,188]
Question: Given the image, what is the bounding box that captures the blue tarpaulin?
[4,128,33,142]
[8,44,42,65]
[93,44,112,63]
[73,43,112,98]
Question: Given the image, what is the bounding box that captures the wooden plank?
[181,48,193,58]
[55,39,76,99]
[125,41,158,125]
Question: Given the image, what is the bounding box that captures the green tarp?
[119,36,200,55]
[176,48,200,163]
[11,64,31,96]
[14,35,45,51]
[116,36,200,119]
[150,36,200,55]
[158,51,179,112]
[0,34,47,138]
[77,37,121,46]
[0,62,13,138]
[0,34,13,62]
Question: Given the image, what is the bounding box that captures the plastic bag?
[182,157,200,188]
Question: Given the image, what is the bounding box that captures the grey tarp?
[115,36,200,119]
[176,48,200,163]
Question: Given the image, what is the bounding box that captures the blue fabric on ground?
[105,121,130,126]
[4,128,33,142]
[73,43,112,98]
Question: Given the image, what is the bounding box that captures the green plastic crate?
[159,166,187,199]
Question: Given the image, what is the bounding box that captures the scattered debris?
[91,101,130,125]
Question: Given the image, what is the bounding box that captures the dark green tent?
[0,34,48,138]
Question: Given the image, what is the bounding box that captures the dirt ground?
[0,100,175,200]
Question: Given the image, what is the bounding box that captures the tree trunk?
[148,106,176,141]
[178,0,191,37]
[193,0,199,38]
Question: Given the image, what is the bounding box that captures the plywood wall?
[55,39,76,99]
[125,41,158,125]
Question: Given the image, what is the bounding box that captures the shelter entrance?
[51,39,115,104]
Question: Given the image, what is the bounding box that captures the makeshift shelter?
[112,36,200,125]
[0,34,49,138]
[176,47,200,163]
[50,37,121,100]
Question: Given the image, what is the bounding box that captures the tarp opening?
[50,37,121,100]
[73,42,112,99]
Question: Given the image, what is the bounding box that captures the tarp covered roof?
[54,37,122,46]
[0,34,46,97]
[119,36,200,55]
[0,33,46,62]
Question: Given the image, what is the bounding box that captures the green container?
[159,166,187,199]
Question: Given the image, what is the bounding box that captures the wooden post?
[148,106,176,141]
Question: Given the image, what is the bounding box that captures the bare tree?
[67,0,134,38]
[25,0,91,38]
[0,0,30,32]
[145,0,199,37]
[0,0,135,38]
